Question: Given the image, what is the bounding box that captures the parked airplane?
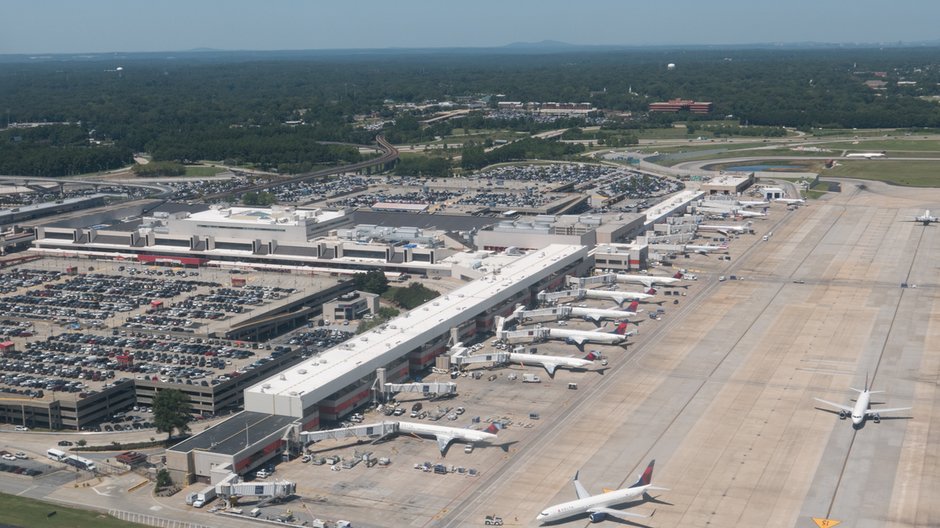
[845,152,886,159]
[774,197,805,205]
[734,209,767,218]
[581,289,655,306]
[537,460,664,524]
[509,351,598,376]
[613,272,682,288]
[685,244,728,255]
[813,375,910,428]
[697,222,752,235]
[569,302,641,324]
[547,322,635,347]
[738,200,769,207]
[397,421,499,453]
[910,209,938,226]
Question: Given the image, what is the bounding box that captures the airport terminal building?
[165,244,590,484]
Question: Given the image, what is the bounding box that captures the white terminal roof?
[186,206,344,226]
[244,244,589,418]
[645,190,705,224]
[705,174,752,186]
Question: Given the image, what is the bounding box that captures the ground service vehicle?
[485,515,504,526]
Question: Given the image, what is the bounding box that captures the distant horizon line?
[5,38,940,58]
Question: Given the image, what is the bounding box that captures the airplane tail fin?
[627,300,640,313]
[484,423,499,435]
[611,322,631,335]
[584,351,600,361]
[673,271,683,279]
[630,460,655,488]
[646,287,657,295]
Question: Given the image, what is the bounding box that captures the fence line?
[108,509,213,528]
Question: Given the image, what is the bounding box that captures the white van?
[249,507,262,518]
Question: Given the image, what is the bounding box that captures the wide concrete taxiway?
[437,180,940,527]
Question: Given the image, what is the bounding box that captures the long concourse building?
[167,244,590,483]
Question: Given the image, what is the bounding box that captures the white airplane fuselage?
[850,391,871,425]
[537,485,648,523]
[569,306,638,321]
[614,274,680,287]
[581,289,653,304]
[509,352,593,374]
[546,327,630,346]
[396,420,497,450]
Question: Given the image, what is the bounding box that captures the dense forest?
[3,46,940,176]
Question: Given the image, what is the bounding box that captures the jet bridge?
[566,274,616,288]
[217,480,296,507]
[537,288,586,303]
[384,382,458,397]
[301,422,400,444]
[452,351,511,368]
[515,306,569,322]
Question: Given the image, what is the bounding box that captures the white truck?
[192,485,216,508]
[522,374,541,383]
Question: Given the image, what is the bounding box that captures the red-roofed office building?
[649,99,713,114]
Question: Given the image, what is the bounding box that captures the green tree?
[156,468,172,489]
[153,389,192,440]
[392,282,440,309]
[352,270,389,295]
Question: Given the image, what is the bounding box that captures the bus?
[65,454,96,472]
[46,448,67,462]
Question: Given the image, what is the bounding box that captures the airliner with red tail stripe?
[581,288,656,307]
[508,350,600,376]
[546,321,635,347]
[614,271,683,288]
[537,460,665,524]
[569,300,642,325]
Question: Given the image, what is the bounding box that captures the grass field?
[184,165,226,177]
[634,126,701,139]
[807,138,940,153]
[0,493,145,528]
[808,128,901,138]
[826,160,940,186]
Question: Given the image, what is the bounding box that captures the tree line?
[5,47,940,176]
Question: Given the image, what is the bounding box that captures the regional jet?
[537,460,664,524]
[813,375,910,428]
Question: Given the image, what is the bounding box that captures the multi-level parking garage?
[0,260,354,430]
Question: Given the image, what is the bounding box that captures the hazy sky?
[3,0,937,55]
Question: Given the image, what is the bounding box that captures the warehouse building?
[701,173,755,195]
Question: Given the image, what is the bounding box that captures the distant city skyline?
[2,0,938,55]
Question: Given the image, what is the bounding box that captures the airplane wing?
[866,407,911,415]
[542,363,558,376]
[573,472,590,500]
[568,336,588,346]
[586,507,652,520]
[813,397,853,413]
[434,434,453,454]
